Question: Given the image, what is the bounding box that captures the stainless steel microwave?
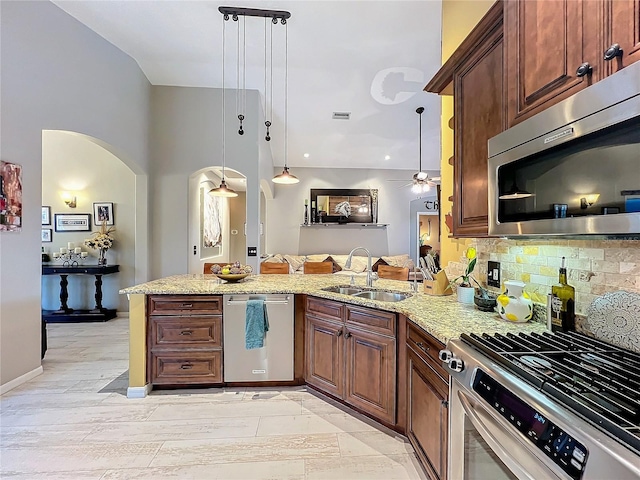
[488,61,640,237]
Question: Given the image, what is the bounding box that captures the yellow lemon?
[466,247,477,260]
[221,268,231,275]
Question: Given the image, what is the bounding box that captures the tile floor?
[1,317,426,479]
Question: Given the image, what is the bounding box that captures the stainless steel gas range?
[439,331,640,480]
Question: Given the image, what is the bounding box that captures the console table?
[42,264,120,323]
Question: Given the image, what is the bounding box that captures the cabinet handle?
[336,329,343,337]
[179,330,193,336]
[441,400,449,408]
[576,62,592,77]
[417,341,430,352]
[181,303,193,308]
[604,43,623,61]
[180,363,193,370]
[345,332,352,338]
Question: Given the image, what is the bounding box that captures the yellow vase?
[497,280,533,323]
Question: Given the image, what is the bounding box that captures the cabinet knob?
[604,43,623,61]
[336,329,343,337]
[345,332,352,338]
[576,62,592,77]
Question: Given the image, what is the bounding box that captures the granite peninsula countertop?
[121,274,547,345]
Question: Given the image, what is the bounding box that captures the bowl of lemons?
[210,262,253,283]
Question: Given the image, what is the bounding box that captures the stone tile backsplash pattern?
[444,238,640,316]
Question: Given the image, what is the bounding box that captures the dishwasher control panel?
[473,369,588,480]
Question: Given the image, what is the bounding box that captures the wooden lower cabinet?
[406,321,449,480]
[305,315,344,398]
[305,297,397,426]
[408,350,449,480]
[147,295,223,387]
[345,327,396,425]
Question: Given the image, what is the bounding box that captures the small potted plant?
[449,247,478,304]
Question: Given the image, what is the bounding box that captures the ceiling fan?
[388,106,441,193]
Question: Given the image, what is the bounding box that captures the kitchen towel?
[245,299,269,349]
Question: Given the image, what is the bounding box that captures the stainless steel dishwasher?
[222,294,294,382]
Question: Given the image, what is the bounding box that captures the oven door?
[449,379,562,480]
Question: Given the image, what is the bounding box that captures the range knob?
[449,357,465,372]
[439,349,453,363]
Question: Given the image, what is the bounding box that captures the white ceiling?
[51,0,444,174]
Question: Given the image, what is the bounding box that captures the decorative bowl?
[213,273,250,283]
[474,293,497,312]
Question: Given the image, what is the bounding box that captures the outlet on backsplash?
[487,261,500,288]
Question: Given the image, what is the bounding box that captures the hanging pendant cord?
[242,15,247,120]
[222,17,226,181]
[419,110,422,172]
[284,21,288,169]
[236,16,244,135]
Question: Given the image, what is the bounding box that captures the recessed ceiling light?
[303,153,310,158]
[384,155,391,160]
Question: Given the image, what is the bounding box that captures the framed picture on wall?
[93,202,114,226]
[55,214,91,232]
[41,228,52,242]
[42,206,51,225]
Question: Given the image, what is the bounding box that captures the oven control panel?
[473,370,588,480]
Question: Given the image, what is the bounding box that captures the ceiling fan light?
[411,183,422,194]
[209,179,238,197]
[422,183,431,192]
[272,166,299,184]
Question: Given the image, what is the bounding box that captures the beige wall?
[438,1,496,268]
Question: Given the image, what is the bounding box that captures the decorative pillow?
[323,256,342,273]
[371,257,388,272]
[283,254,306,273]
[306,254,331,263]
[341,255,368,273]
[382,254,415,269]
[263,253,285,263]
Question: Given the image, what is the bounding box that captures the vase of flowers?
[84,221,115,266]
[450,247,479,304]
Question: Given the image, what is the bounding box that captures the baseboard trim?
[1,366,44,395]
[127,384,151,398]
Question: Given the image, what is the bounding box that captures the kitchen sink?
[351,290,411,302]
[321,286,364,295]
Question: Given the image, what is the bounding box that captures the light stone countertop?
[121,274,547,345]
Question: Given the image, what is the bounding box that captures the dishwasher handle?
[226,295,291,305]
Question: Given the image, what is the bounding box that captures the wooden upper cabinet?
[505,0,602,126]
[453,26,505,237]
[607,0,640,73]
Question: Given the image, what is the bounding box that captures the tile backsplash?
[444,238,640,315]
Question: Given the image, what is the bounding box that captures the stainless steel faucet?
[345,246,378,287]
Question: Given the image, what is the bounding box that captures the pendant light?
[210,13,237,198]
[412,107,429,194]
[272,20,299,184]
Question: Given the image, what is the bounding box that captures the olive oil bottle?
[551,257,575,332]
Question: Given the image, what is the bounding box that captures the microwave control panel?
[473,369,588,480]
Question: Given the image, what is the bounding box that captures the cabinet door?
[407,351,448,480]
[505,0,601,126]
[345,328,396,425]
[453,26,504,237]
[607,0,640,72]
[305,315,344,398]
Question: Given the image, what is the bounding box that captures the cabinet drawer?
[150,316,222,348]
[346,305,395,336]
[150,350,222,385]
[149,295,222,315]
[306,297,344,321]
[407,322,448,382]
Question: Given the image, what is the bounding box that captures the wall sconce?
[61,192,76,208]
[580,193,600,209]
